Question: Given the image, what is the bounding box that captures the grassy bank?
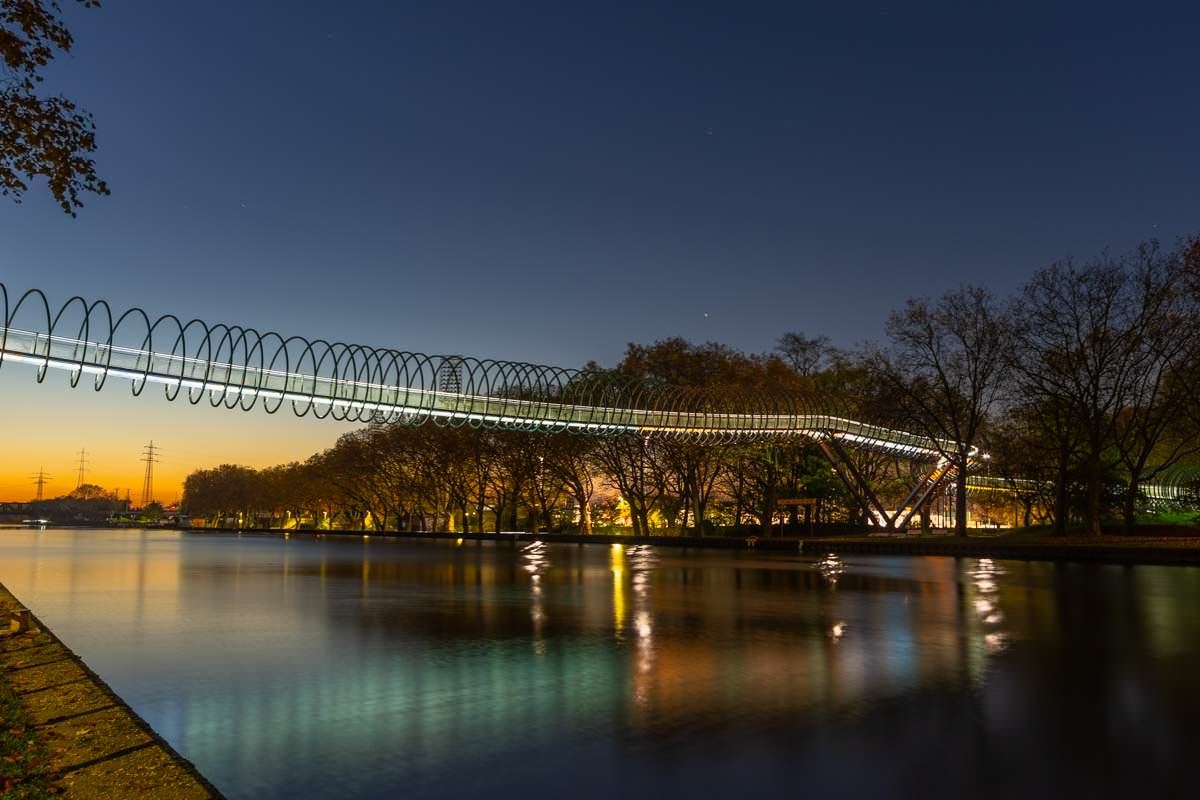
[0,657,56,799]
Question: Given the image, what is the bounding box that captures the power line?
[140,441,160,507]
[29,467,52,502]
[75,448,89,488]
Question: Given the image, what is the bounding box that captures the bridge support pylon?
[818,436,957,532]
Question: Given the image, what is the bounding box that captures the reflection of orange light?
[611,545,625,634]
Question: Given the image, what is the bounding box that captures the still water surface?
[0,529,1198,798]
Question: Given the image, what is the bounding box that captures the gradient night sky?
[2,1,1198,501]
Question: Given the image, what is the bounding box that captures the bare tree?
[1014,247,1191,535]
[487,431,534,532]
[996,399,1085,534]
[655,439,726,534]
[591,435,658,536]
[776,332,831,377]
[879,286,1009,537]
[542,433,598,533]
[1106,246,1200,530]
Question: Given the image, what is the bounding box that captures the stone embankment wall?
[0,583,223,799]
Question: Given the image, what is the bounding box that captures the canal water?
[0,529,1198,798]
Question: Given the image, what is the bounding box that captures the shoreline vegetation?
[0,584,222,800]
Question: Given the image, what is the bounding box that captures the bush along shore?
[0,584,223,800]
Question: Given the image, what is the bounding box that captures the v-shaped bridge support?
[818,436,958,531]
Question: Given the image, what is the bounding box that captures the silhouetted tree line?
[874,237,1200,535]
[183,237,1200,536]
[23,484,129,524]
[183,342,877,534]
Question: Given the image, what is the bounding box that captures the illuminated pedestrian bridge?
[0,283,937,454]
[4,283,1192,526]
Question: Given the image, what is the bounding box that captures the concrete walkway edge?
[0,581,225,799]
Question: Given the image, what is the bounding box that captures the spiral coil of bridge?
[0,283,937,454]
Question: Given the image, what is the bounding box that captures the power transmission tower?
[140,441,160,507]
[75,448,89,488]
[437,356,464,394]
[29,467,52,502]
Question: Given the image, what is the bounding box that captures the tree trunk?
[1122,479,1139,536]
[1086,454,1103,536]
[1053,454,1069,537]
[761,497,775,537]
[637,506,650,537]
[577,494,591,534]
[954,456,968,538]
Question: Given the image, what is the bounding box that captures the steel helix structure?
[1137,464,1200,505]
[0,283,939,455]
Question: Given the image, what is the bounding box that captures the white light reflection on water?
[629,546,657,692]
[818,553,844,585]
[969,557,1009,655]
[523,541,548,653]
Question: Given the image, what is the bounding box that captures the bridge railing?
[0,281,947,454]
[2,323,942,452]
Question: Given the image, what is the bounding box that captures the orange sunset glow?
[0,367,345,503]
